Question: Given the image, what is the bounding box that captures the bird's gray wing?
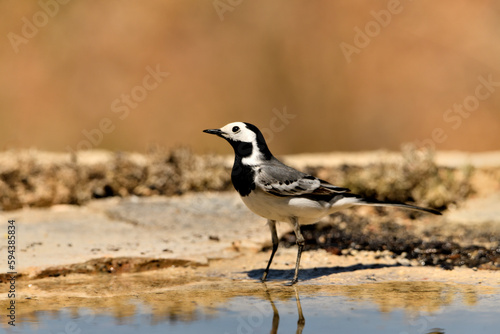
[255,158,350,197]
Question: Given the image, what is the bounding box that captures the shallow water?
[2,279,499,334]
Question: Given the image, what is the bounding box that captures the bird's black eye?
[232,126,240,133]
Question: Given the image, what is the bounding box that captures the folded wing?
[256,158,349,197]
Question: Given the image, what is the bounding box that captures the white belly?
[240,188,340,225]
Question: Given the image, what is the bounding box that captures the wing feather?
[255,158,349,198]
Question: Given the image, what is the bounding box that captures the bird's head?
[203,122,257,143]
[203,122,272,161]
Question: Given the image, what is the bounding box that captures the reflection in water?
[265,286,280,334]
[263,284,305,334]
[295,287,306,334]
[0,272,497,333]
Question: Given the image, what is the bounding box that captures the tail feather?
[339,193,442,215]
[359,200,442,215]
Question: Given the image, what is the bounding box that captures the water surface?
[2,278,498,334]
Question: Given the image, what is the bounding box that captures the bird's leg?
[262,219,278,282]
[290,217,304,285]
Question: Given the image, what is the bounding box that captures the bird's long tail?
[334,193,442,215]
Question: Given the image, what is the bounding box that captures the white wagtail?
[204,122,441,284]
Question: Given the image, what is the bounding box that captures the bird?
[203,122,441,284]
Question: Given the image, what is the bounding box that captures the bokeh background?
[1,0,499,155]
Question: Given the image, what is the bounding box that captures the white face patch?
[214,122,268,164]
[218,122,264,165]
[219,122,257,143]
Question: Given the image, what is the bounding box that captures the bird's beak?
[203,128,224,137]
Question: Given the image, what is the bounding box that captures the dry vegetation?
[310,145,474,210]
[0,147,479,211]
[0,148,229,210]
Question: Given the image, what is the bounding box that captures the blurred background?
[1,0,499,155]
